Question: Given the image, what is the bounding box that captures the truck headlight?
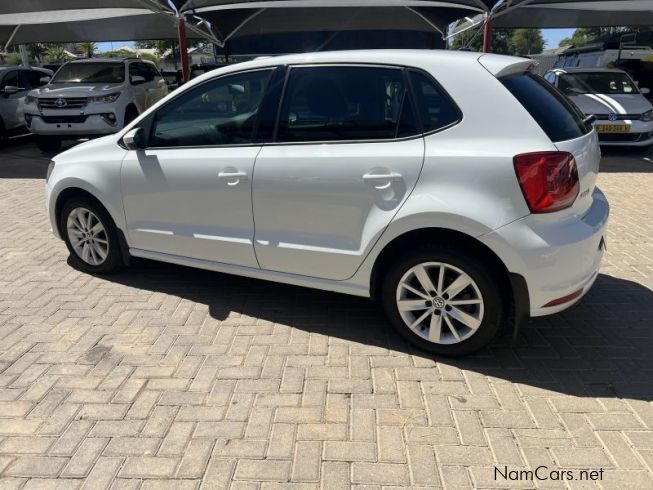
[25,94,36,104]
[641,109,653,122]
[93,92,121,103]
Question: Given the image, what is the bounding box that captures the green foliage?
[77,42,97,58]
[44,44,69,63]
[558,27,645,48]
[450,27,543,55]
[450,27,514,55]
[511,29,545,55]
[3,53,21,66]
[135,39,203,57]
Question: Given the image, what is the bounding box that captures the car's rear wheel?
[36,135,62,153]
[60,197,125,274]
[381,245,504,356]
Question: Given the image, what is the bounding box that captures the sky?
[95,28,577,53]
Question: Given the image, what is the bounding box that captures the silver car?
[46,50,609,356]
[0,66,52,143]
[544,67,653,147]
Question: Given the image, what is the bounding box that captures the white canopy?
[0,1,213,48]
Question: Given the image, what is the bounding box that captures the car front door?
[252,65,426,281]
[0,70,30,130]
[121,68,275,267]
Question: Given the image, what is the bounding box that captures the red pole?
[177,15,190,82]
[482,14,493,53]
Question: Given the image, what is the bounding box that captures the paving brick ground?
[0,137,652,489]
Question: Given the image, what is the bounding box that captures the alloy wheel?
[66,207,109,266]
[395,261,484,345]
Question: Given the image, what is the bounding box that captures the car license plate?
[595,124,631,133]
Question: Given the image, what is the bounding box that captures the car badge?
[607,113,618,122]
[54,98,67,108]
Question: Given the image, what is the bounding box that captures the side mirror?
[131,75,146,85]
[641,87,651,95]
[2,85,23,95]
[122,127,145,151]
[39,76,51,84]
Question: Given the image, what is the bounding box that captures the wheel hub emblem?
[608,112,618,122]
[55,98,67,108]
[432,297,446,309]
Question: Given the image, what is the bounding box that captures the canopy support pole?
[177,14,190,82]
[482,13,492,52]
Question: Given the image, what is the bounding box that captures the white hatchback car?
[46,50,609,356]
[24,57,168,153]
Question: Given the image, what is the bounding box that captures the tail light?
[513,151,579,213]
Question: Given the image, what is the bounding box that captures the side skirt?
[129,248,370,298]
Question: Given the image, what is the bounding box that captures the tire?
[36,135,62,153]
[381,245,505,356]
[60,197,126,274]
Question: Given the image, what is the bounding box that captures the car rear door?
[251,64,425,281]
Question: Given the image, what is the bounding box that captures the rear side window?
[409,70,461,132]
[500,73,590,142]
[277,65,417,142]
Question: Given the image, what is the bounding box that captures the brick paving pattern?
[0,139,652,489]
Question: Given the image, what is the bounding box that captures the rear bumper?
[480,187,609,317]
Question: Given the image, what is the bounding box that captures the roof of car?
[0,66,53,75]
[67,58,133,63]
[186,49,528,86]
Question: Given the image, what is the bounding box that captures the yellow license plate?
[595,124,631,133]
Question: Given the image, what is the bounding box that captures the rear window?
[500,73,590,142]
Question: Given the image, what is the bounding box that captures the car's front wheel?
[36,135,62,153]
[381,245,504,356]
[60,197,125,274]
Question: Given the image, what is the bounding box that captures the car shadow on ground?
[0,136,78,179]
[599,146,653,173]
[92,257,653,402]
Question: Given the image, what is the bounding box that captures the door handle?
[218,170,248,186]
[363,172,402,183]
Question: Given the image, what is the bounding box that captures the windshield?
[52,63,125,83]
[559,72,639,95]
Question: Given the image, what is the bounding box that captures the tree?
[511,29,545,55]
[78,42,97,58]
[450,27,514,55]
[44,44,68,63]
[558,27,637,48]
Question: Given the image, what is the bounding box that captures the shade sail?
[494,0,653,28]
[1,13,208,47]
[196,5,483,42]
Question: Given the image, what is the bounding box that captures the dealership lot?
[0,138,652,488]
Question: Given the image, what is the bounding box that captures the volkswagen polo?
[46,50,609,356]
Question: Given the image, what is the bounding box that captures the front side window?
[22,70,49,88]
[149,69,273,148]
[1,71,23,90]
[51,63,125,83]
[277,65,416,142]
